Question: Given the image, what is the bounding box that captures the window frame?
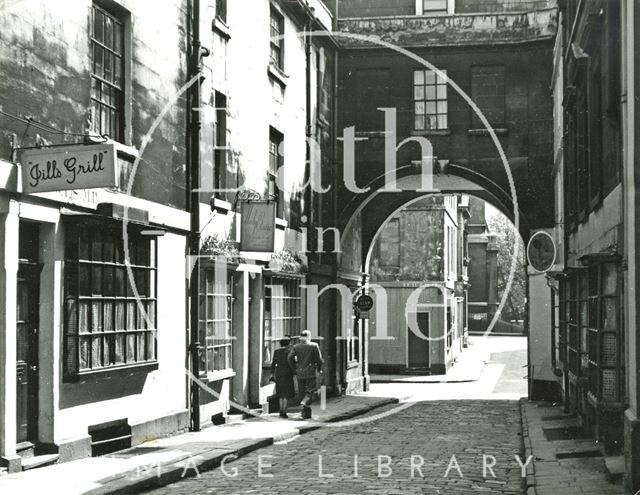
[90,2,126,143]
[215,0,227,23]
[262,274,303,367]
[199,266,234,378]
[376,217,401,270]
[413,68,448,131]
[269,7,285,71]
[63,222,157,380]
[213,91,231,202]
[420,0,451,14]
[268,127,285,219]
[470,65,506,129]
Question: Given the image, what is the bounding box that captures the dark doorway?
[16,221,41,447]
[407,312,429,369]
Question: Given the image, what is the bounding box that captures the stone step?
[21,454,60,471]
[243,408,264,419]
[16,441,35,459]
[225,414,244,425]
[603,455,625,485]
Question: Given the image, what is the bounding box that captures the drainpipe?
[188,0,209,433]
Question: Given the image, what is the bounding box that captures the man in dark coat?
[288,330,324,419]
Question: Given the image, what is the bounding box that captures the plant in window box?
[268,249,306,274]
[200,234,242,266]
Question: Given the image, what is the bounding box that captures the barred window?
[90,3,125,141]
[414,69,448,131]
[270,8,284,70]
[199,269,233,375]
[64,224,156,377]
[587,262,620,401]
[263,275,303,365]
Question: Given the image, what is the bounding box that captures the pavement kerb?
[85,397,400,495]
[519,398,537,495]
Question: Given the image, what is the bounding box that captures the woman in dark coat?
[271,337,295,418]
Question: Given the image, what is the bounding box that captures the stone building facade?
[0,0,345,472]
[329,0,556,396]
[547,0,640,490]
[368,195,469,374]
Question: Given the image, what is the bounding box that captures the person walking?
[288,330,324,419]
[270,337,295,418]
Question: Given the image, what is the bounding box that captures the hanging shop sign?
[240,201,276,252]
[18,143,117,194]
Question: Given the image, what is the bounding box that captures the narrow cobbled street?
[146,337,528,495]
[147,401,524,495]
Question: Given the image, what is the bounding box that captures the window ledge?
[212,17,231,39]
[63,361,158,383]
[268,64,288,88]
[355,131,387,138]
[411,129,451,136]
[87,135,139,159]
[211,197,233,214]
[203,369,236,383]
[467,128,509,136]
[275,217,288,230]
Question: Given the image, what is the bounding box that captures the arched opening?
[339,181,529,400]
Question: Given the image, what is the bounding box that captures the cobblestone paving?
[146,400,525,495]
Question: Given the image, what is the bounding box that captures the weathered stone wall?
[0,0,188,209]
[337,39,555,231]
[370,197,447,282]
[337,9,557,47]
[337,0,415,18]
[456,0,554,14]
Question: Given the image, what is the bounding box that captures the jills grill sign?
[18,143,117,193]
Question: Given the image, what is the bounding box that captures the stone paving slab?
[520,399,631,495]
[0,394,398,495]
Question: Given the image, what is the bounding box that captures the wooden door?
[16,266,40,445]
[407,312,430,368]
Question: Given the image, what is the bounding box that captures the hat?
[300,330,311,338]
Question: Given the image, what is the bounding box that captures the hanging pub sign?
[240,200,276,252]
[18,143,117,194]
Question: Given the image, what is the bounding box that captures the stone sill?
[467,128,509,136]
[354,131,387,138]
[64,362,159,383]
[202,369,236,383]
[411,129,451,136]
[211,197,233,214]
[268,64,288,88]
[212,17,231,39]
[275,217,288,230]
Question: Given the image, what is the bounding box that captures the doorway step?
[17,442,59,471]
[403,367,430,375]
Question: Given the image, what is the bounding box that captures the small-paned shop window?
[263,275,302,365]
[199,269,233,375]
[63,223,157,376]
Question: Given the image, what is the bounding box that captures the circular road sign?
[355,294,374,311]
